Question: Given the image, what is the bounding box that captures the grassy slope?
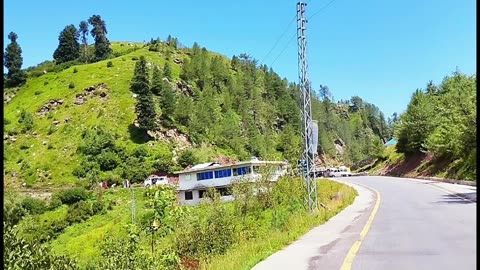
[43,179,356,269]
[3,42,184,188]
[49,188,147,266]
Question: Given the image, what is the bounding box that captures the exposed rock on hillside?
[74,83,110,105]
[36,99,64,116]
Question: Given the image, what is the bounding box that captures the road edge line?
[340,182,381,270]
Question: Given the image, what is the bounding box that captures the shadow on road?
[433,193,476,204]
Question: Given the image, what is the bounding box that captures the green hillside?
[4,39,391,190]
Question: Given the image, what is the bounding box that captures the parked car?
[144,175,168,187]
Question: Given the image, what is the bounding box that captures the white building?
[174,157,288,206]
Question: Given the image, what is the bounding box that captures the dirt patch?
[379,153,427,177]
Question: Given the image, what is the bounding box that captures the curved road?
[348,176,476,270]
[253,176,476,270]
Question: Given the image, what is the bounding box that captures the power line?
[260,14,297,65]
[269,32,297,67]
[308,0,339,20]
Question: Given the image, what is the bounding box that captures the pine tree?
[151,64,176,124]
[53,24,80,64]
[79,21,89,63]
[131,56,156,131]
[88,15,112,61]
[4,32,27,87]
[163,62,172,80]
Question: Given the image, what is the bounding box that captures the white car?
[144,175,168,187]
[327,167,352,177]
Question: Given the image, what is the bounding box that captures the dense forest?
[393,72,476,180]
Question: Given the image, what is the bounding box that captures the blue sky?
[4,0,476,118]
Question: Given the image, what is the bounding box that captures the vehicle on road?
[144,175,168,187]
[327,166,352,177]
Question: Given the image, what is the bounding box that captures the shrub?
[68,82,75,89]
[53,187,90,205]
[178,150,198,168]
[72,161,100,178]
[107,61,113,68]
[73,68,78,73]
[34,90,43,95]
[132,56,139,61]
[96,151,121,171]
[48,197,63,210]
[21,197,48,215]
[66,201,93,224]
[4,224,78,269]
[18,109,34,132]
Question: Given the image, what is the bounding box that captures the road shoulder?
[252,179,377,270]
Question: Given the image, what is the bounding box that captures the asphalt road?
[348,176,476,270]
[252,176,476,270]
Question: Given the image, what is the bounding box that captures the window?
[217,187,232,196]
[233,166,251,176]
[185,191,193,200]
[199,190,206,198]
[214,169,232,178]
[197,171,214,181]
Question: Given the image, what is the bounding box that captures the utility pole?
[297,2,318,212]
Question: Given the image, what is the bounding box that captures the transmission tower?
[297,2,318,212]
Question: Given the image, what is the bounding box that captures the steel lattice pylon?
[297,2,318,212]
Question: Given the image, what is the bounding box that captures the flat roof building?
[174,157,288,206]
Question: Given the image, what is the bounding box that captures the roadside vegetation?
[362,71,476,181]
[4,177,357,269]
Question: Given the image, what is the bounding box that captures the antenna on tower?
[297,2,318,212]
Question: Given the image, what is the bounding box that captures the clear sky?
[4,0,476,118]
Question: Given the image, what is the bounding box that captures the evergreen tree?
[151,65,176,124]
[131,56,156,131]
[4,32,27,87]
[53,24,80,64]
[88,15,112,61]
[163,62,172,80]
[79,21,89,63]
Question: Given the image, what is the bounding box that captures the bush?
[178,150,198,168]
[53,187,90,205]
[96,151,121,171]
[73,68,78,73]
[132,56,139,61]
[18,109,34,132]
[68,82,75,89]
[107,61,113,68]
[73,161,100,178]
[34,90,43,95]
[4,224,78,269]
[66,201,93,224]
[48,197,63,210]
[21,197,48,215]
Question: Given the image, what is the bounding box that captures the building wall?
[179,190,234,206]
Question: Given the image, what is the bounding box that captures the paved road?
[252,176,476,270]
[349,176,476,270]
